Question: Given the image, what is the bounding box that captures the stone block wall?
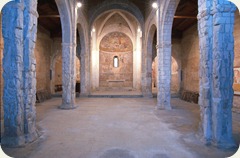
[35,26,52,94]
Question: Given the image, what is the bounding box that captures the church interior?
[0,0,240,157]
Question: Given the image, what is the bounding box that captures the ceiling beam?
[39,15,60,18]
[174,15,196,19]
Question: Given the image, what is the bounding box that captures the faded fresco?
[99,32,133,88]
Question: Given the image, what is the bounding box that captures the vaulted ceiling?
[37,0,197,38]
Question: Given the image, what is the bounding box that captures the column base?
[197,132,237,149]
[212,139,237,149]
[1,130,39,147]
[1,135,25,147]
[142,93,153,98]
[156,104,172,110]
[80,93,90,98]
[59,104,77,110]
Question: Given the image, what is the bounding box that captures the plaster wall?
[172,39,182,93]
[181,24,199,93]
[54,55,80,89]
[180,13,240,94]
[35,27,52,93]
[234,12,240,92]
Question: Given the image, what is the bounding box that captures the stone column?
[60,43,76,109]
[156,2,172,110]
[1,0,39,147]
[0,14,3,118]
[157,42,172,110]
[22,0,39,143]
[142,52,153,98]
[198,0,236,147]
[198,0,214,144]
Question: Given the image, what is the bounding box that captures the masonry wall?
[35,27,53,94]
[181,24,199,93]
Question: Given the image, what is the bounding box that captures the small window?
[113,56,119,68]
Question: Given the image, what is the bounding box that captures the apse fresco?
[99,32,133,88]
[100,32,133,52]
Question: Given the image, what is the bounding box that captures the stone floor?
[2,97,240,158]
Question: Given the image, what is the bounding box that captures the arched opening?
[91,10,142,94]
[171,56,179,94]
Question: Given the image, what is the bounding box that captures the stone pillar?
[0,14,3,119]
[1,0,39,147]
[157,43,172,110]
[80,53,89,96]
[142,52,153,98]
[198,0,236,147]
[156,2,172,110]
[198,0,213,144]
[22,0,39,143]
[60,43,76,109]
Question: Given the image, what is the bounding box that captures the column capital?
[62,42,77,47]
[156,42,172,49]
[197,9,212,20]
[26,8,39,18]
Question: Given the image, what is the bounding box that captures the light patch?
[228,0,240,13]
[227,144,240,158]
[0,145,13,158]
[0,0,12,13]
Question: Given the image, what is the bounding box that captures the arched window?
[113,56,119,68]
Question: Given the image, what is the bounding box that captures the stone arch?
[97,11,136,38]
[99,32,133,89]
[97,24,134,48]
[77,11,90,96]
[77,23,89,96]
[89,0,144,31]
[143,24,157,97]
[156,0,180,110]
[55,0,72,43]
[55,0,78,109]
[91,8,143,91]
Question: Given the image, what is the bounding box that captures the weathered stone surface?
[198,0,236,148]
[156,0,179,110]
[1,0,39,147]
[59,43,76,109]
